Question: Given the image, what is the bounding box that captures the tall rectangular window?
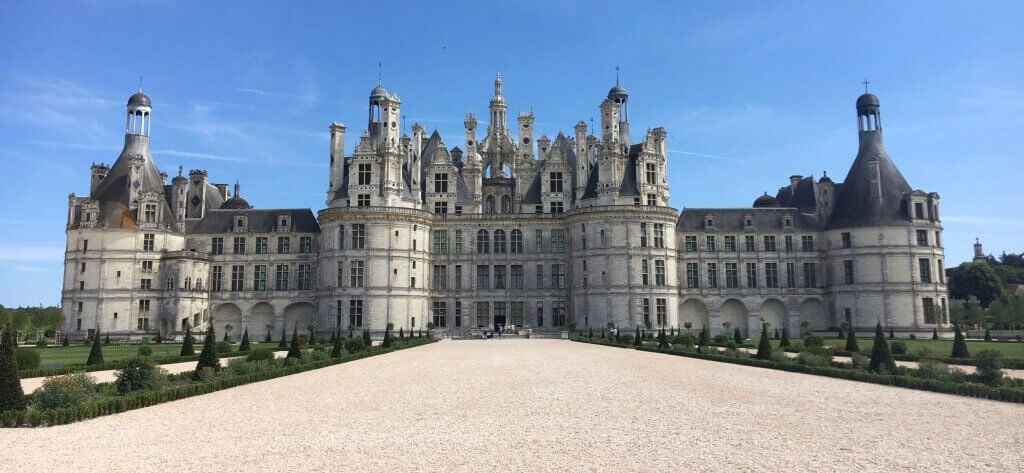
[455,265,462,290]
[297,264,311,290]
[534,229,544,252]
[455,300,462,327]
[275,264,289,291]
[433,230,448,254]
[725,263,738,288]
[843,260,854,284]
[841,232,851,249]
[350,261,364,287]
[656,298,667,326]
[351,224,366,249]
[349,300,363,327]
[784,235,793,252]
[655,260,666,286]
[552,264,565,289]
[654,224,665,248]
[358,163,371,185]
[434,173,449,193]
[211,266,223,291]
[763,235,777,252]
[803,262,817,288]
[476,302,489,328]
[255,236,268,254]
[511,301,524,326]
[454,230,463,254]
[338,225,345,250]
[786,262,796,288]
[549,172,563,192]
[536,264,544,288]
[684,236,697,252]
[724,235,736,252]
[706,235,716,251]
[143,203,156,223]
[211,237,223,254]
[494,265,506,289]
[140,278,152,290]
[233,237,245,254]
[765,262,778,288]
[476,265,490,289]
[744,235,755,252]
[922,297,936,324]
[432,301,447,328]
[645,163,656,185]
[253,265,267,291]
[510,230,523,253]
[551,230,565,252]
[686,262,699,289]
[299,236,312,253]
[536,301,544,327]
[642,299,651,328]
[511,265,524,289]
[641,259,650,286]
[916,230,929,246]
[231,265,244,291]
[551,301,566,326]
[337,261,344,286]
[432,264,447,290]
[707,262,718,288]
[278,236,290,254]
[919,258,932,283]
[746,262,758,288]
[639,223,648,247]
[143,233,155,252]
[801,235,814,251]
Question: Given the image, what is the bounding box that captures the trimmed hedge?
[2,337,435,427]
[18,346,284,379]
[570,337,1024,404]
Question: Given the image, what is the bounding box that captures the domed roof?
[220,196,251,210]
[608,84,629,101]
[370,84,388,98]
[856,93,879,109]
[753,192,780,208]
[127,92,151,108]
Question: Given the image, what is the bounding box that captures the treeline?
[948,252,1024,330]
[0,305,63,335]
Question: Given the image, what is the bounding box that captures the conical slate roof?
[827,130,912,229]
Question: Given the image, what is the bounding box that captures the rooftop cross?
[862,79,870,93]
[615,66,620,85]
[377,62,382,85]
[138,75,143,92]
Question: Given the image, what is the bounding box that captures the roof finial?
[377,62,382,85]
[233,180,240,197]
[138,75,143,92]
[862,79,870,93]
[178,164,183,177]
[615,66,620,85]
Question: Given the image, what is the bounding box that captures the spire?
[973,238,986,262]
[233,181,241,198]
[493,72,503,97]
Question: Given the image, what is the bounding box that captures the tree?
[868,323,896,374]
[932,328,939,340]
[195,323,220,374]
[837,322,847,340]
[950,324,970,358]
[329,329,337,347]
[179,326,195,357]
[780,325,791,348]
[698,325,709,347]
[278,328,288,349]
[382,325,393,348]
[104,331,111,345]
[755,323,772,360]
[888,326,894,340]
[287,324,303,359]
[264,329,272,343]
[308,325,316,345]
[684,322,693,333]
[657,328,668,349]
[633,326,642,347]
[588,327,593,339]
[773,328,779,340]
[733,328,742,345]
[87,329,104,365]
[948,261,1005,308]
[799,320,810,336]
[970,350,1004,386]
[239,328,251,352]
[670,326,676,336]
[62,335,69,347]
[0,324,26,412]
[363,329,372,347]
[845,324,860,352]
[330,329,343,358]
[983,327,992,341]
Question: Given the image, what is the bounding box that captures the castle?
[61,76,949,341]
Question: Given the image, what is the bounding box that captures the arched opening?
[504,164,512,178]
[501,195,511,213]
[799,298,828,332]
[251,302,275,340]
[284,302,317,337]
[759,299,787,333]
[485,195,495,214]
[679,298,709,332]
[213,303,242,341]
[720,298,748,336]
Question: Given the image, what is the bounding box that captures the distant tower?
[171,165,187,229]
[607,75,630,145]
[328,122,346,197]
[574,120,589,202]
[973,238,987,262]
[489,73,508,137]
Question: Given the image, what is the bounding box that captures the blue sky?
[1,1,1022,307]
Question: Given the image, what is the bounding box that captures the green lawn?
[754,338,1024,359]
[25,342,282,369]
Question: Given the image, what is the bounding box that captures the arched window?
[493,230,507,254]
[166,277,174,290]
[485,195,495,214]
[196,278,203,290]
[477,230,489,254]
[510,229,523,253]
[184,277,192,290]
[501,195,511,213]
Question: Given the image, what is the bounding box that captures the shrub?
[868,323,896,374]
[773,328,779,340]
[246,348,275,362]
[890,340,908,355]
[698,326,709,347]
[87,330,104,365]
[344,337,366,354]
[633,327,642,347]
[227,358,273,376]
[950,325,970,358]
[15,349,41,370]
[304,350,330,364]
[363,329,372,348]
[755,323,772,360]
[914,346,932,358]
[34,339,47,347]
[970,350,1004,387]
[0,325,26,412]
[287,324,303,359]
[780,325,791,348]
[657,329,668,349]
[913,359,967,383]
[733,328,743,345]
[713,334,730,344]
[851,353,871,370]
[983,328,992,342]
[769,350,790,363]
[803,333,824,350]
[330,330,343,358]
[215,341,233,354]
[797,351,831,367]
[115,359,164,394]
[105,332,111,345]
[62,336,69,347]
[137,345,153,357]
[909,333,916,340]
[239,328,251,352]
[264,330,272,343]
[32,372,97,410]
[179,326,195,357]
[888,326,895,339]
[932,328,939,340]
[195,323,220,375]
[845,326,860,352]
[278,328,288,349]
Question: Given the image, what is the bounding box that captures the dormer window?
[784,216,793,228]
[234,216,248,231]
[704,214,715,230]
[914,202,924,219]
[278,215,291,231]
[743,214,753,229]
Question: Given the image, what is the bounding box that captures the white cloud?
[11,265,49,273]
[667,149,744,162]
[942,216,1024,227]
[153,149,245,162]
[0,243,65,262]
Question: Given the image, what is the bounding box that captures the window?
[801,235,814,251]
[140,278,152,290]
[803,263,817,288]
[82,239,88,252]
[684,235,697,252]
[639,223,648,247]
[707,263,718,288]
[476,302,489,328]
[706,236,716,251]
[935,231,941,248]
[922,297,936,324]
[786,262,795,288]
[654,224,665,248]
[455,265,462,290]
[843,260,854,284]
[493,230,507,253]
[534,229,544,252]
[642,299,652,328]
[454,230,463,254]
[352,224,366,249]
[434,173,449,193]
[784,235,793,252]
[297,264,311,290]
[476,265,490,289]
[142,260,153,272]
[255,237,267,254]
[552,264,565,289]
[432,301,447,328]
[271,264,287,290]
[211,237,223,254]
[299,236,312,253]
[410,276,416,288]
[724,235,736,252]
[143,203,156,223]
[536,301,544,326]
[645,163,656,185]
[655,260,666,286]
[641,259,650,285]
[350,261,364,287]
[600,229,608,247]
[551,230,565,252]
[549,201,564,214]
[337,261,344,286]
[916,230,928,246]
[914,202,924,219]
[233,237,246,254]
[494,265,507,289]
[511,265,524,289]
[358,163,372,185]
[647,194,656,206]
[434,201,448,214]
[919,259,932,283]
[349,300,364,327]
[686,262,699,288]
[477,230,489,253]
[656,298,667,327]
[143,233,155,252]
[357,194,370,207]
[485,196,495,214]
[254,265,267,291]
[278,236,290,254]
[549,172,563,192]
[138,299,150,312]
[510,229,523,253]
[79,261,86,273]
[433,230,448,254]
[212,266,223,291]
[725,263,738,288]
[938,259,944,283]
[765,262,778,288]
[551,301,566,326]
[763,235,777,252]
[231,265,245,291]
[455,301,463,327]
[746,262,758,288]
[494,302,507,326]
[511,301,524,326]
[536,264,544,288]
[841,232,851,249]
[744,235,755,252]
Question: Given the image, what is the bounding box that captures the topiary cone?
[845,324,860,352]
[868,323,896,374]
[179,326,195,357]
[0,324,26,412]
[287,324,303,359]
[755,322,772,360]
[780,325,791,348]
[733,327,742,345]
[951,325,970,358]
[87,329,104,365]
[195,323,220,374]
[330,329,342,358]
[278,328,288,349]
[239,328,250,352]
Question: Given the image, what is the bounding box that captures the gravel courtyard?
[2,339,1021,472]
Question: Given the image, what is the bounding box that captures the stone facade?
[61,79,948,341]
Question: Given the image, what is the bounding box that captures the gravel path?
[3,339,1021,472]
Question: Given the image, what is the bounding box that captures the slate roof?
[186,208,320,234]
[826,130,912,230]
[774,175,817,212]
[90,134,175,229]
[677,208,820,232]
